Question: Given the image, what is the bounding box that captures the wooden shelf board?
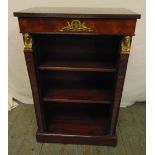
[46,117,108,135]
[39,61,116,72]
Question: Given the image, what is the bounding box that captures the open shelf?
[39,61,116,72]
[40,71,115,104]
[33,34,120,64]
[43,87,113,104]
[33,33,118,142]
[44,103,110,135]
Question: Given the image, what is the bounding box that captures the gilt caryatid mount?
[121,36,132,54]
[23,33,32,51]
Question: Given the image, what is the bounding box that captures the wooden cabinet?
[14,7,140,146]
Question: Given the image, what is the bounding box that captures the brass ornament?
[121,36,132,54]
[59,20,93,32]
[23,33,32,51]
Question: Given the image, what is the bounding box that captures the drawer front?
[18,18,136,35]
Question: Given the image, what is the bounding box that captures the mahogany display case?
[14,7,140,146]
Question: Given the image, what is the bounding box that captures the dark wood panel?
[40,71,115,92]
[109,54,129,134]
[36,131,117,146]
[43,88,113,104]
[18,18,136,35]
[39,61,116,72]
[14,7,141,19]
[33,34,120,63]
[47,116,108,135]
[45,103,110,135]
[40,70,115,82]
[24,51,45,132]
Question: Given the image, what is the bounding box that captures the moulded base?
[36,131,117,146]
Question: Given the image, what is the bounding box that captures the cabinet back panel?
[45,103,110,118]
[40,71,115,90]
[33,34,121,63]
[44,103,111,135]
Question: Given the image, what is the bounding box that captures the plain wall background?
[8,0,146,107]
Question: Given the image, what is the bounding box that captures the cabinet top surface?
[14,7,141,19]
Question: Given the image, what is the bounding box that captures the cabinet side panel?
[24,51,45,132]
[109,39,130,134]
